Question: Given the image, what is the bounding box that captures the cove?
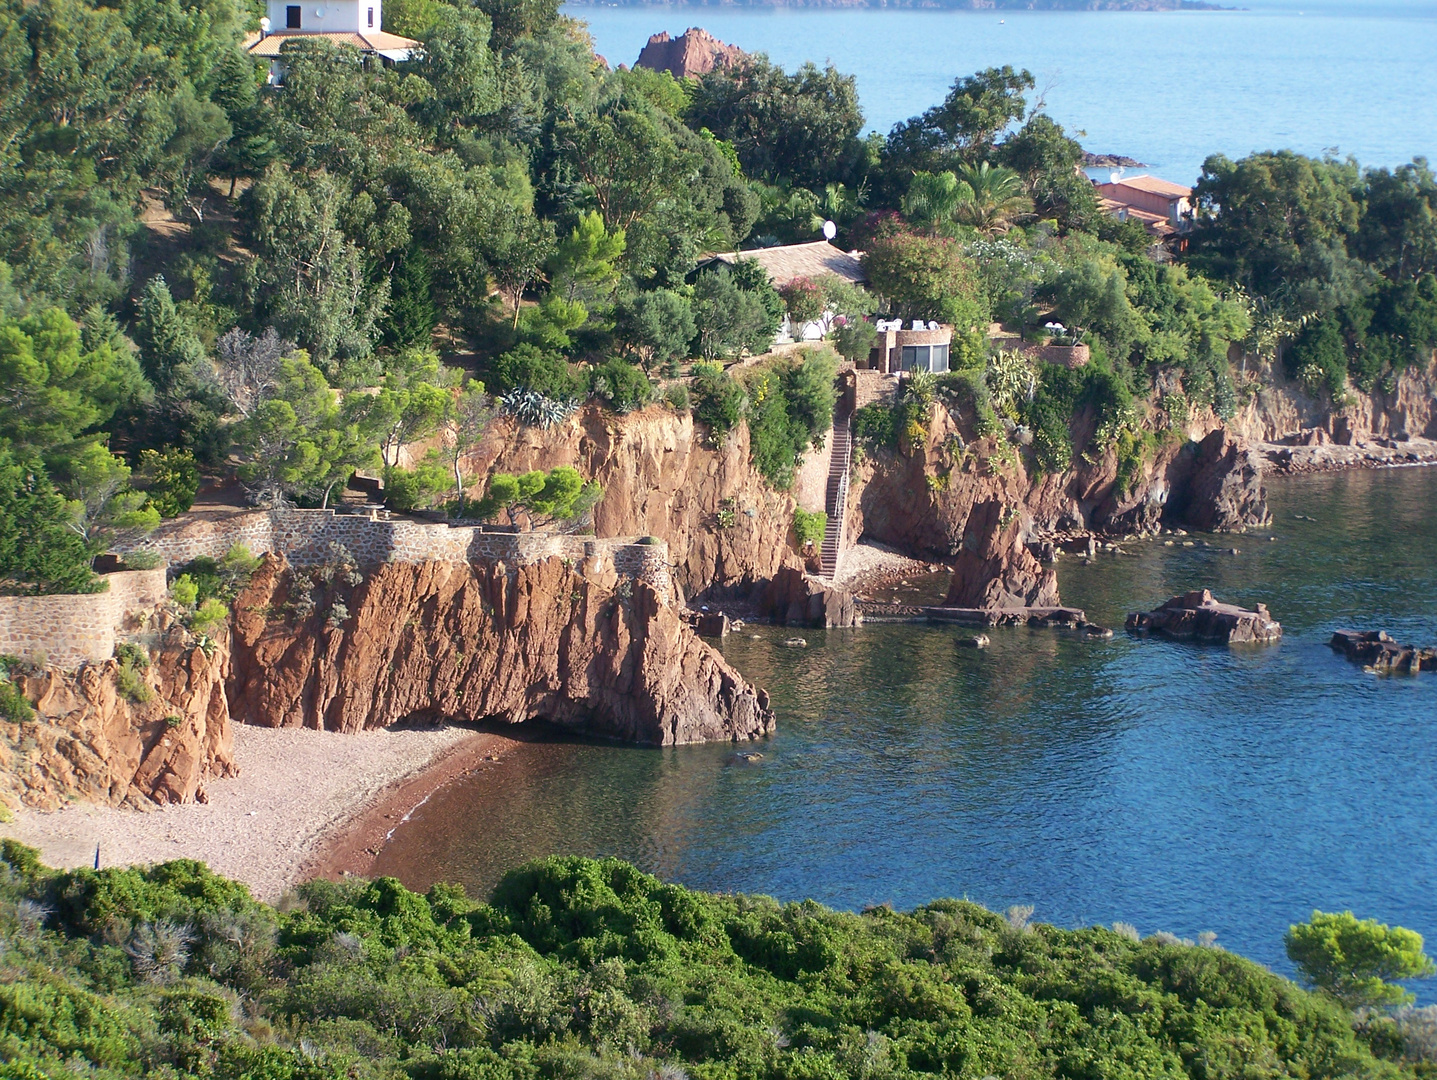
[371,466,1437,990]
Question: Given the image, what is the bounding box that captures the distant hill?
[581,1,1229,10]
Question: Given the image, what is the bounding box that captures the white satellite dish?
[822,220,837,241]
[259,15,270,30]
[315,5,326,15]
[1109,170,1123,184]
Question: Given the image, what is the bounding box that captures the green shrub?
[852,403,897,448]
[172,546,260,607]
[744,349,839,489]
[189,598,229,634]
[169,574,199,609]
[114,654,151,704]
[491,343,584,400]
[0,662,32,721]
[662,382,690,411]
[690,362,746,445]
[792,509,827,548]
[832,318,877,364]
[0,851,1414,1080]
[383,463,450,513]
[134,448,199,518]
[591,357,653,414]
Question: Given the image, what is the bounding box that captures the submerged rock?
[1329,630,1437,673]
[957,634,990,649]
[1125,589,1282,644]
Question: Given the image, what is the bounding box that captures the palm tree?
[953,162,1031,235]
[901,171,964,235]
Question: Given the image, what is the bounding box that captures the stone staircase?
[819,400,853,580]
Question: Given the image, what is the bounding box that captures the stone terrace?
[117,508,673,598]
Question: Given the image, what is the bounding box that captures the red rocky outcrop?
[1126,589,1282,644]
[228,555,772,746]
[634,28,746,79]
[1,630,236,811]
[759,567,862,627]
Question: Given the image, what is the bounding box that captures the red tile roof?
[1106,174,1192,199]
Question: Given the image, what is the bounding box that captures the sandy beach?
[0,724,512,901]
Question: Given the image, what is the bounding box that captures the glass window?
[286,4,301,26]
[931,344,950,373]
[367,6,374,25]
[901,345,929,372]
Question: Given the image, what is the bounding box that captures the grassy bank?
[0,844,1418,1079]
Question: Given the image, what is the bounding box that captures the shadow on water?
[373,468,1437,991]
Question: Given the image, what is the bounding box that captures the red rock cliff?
[470,406,797,600]
[228,554,772,746]
[1,630,235,812]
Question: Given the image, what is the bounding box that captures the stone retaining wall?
[0,569,168,669]
[118,510,672,597]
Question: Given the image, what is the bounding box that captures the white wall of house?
[268,0,381,33]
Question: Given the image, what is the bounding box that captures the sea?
[374,467,1437,992]
[377,2,1437,989]
[565,0,1437,187]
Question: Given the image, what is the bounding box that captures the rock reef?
[1126,590,1282,644]
[228,555,773,746]
[1329,630,1437,673]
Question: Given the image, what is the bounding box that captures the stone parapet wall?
[119,510,672,598]
[0,569,168,669]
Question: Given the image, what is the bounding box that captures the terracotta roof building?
[695,240,868,347]
[1094,174,1193,238]
[699,240,867,289]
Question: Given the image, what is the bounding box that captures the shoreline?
[0,724,501,901]
[1257,435,1437,475]
[306,730,525,885]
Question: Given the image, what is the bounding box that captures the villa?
[243,0,420,82]
[698,240,867,344]
[1094,175,1193,239]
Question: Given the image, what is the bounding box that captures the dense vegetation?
[1,0,1434,595]
[2,844,1434,1080]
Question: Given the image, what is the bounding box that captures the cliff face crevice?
[471,406,797,600]
[2,631,235,811]
[227,555,773,746]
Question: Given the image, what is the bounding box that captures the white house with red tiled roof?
[243,0,419,82]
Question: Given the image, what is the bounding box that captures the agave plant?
[499,389,579,429]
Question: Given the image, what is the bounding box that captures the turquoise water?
[566,0,1437,186]
[374,466,1437,990]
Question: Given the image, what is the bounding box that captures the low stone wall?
[118,510,672,598]
[0,569,168,669]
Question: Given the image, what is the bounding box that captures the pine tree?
[382,246,439,349]
[133,276,207,398]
